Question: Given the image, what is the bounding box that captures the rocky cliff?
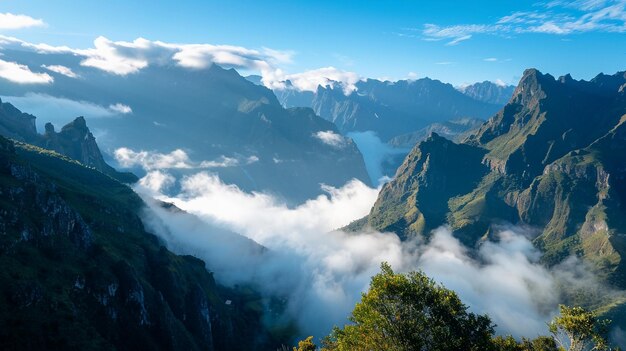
[0,135,282,350]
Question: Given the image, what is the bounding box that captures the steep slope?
[0,135,281,350]
[459,81,515,105]
[357,69,626,287]
[366,133,490,241]
[0,49,369,203]
[277,78,502,141]
[516,116,626,285]
[467,70,626,184]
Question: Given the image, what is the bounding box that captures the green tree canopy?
[322,263,495,351]
[549,305,614,351]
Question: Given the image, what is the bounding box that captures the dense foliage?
[322,263,494,351]
[293,263,618,351]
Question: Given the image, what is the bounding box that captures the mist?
[346,131,409,185]
[136,171,618,340]
[1,93,130,131]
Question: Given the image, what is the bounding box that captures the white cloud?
[495,78,508,87]
[136,172,618,340]
[79,37,162,75]
[423,24,499,45]
[0,59,52,84]
[484,57,499,62]
[1,35,363,95]
[421,1,626,44]
[115,148,201,170]
[41,64,79,78]
[114,147,254,170]
[139,170,175,193]
[0,13,45,30]
[313,130,346,148]
[108,103,132,114]
[198,156,240,168]
[435,61,455,65]
[266,66,362,94]
[2,93,133,118]
[447,34,473,45]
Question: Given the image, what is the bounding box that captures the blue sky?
[0,0,625,86]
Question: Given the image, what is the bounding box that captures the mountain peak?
[511,68,555,106]
[63,116,88,131]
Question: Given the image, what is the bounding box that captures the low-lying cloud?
[114,147,257,171]
[266,66,362,94]
[1,93,132,131]
[313,130,346,148]
[136,172,619,341]
[347,131,410,185]
[108,103,132,114]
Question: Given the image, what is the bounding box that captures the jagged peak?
[61,116,88,132]
[511,68,555,106]
[558,73,574,84]
[426,131,444,141]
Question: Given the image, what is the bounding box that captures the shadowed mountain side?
[0,135,284,350]
[0,97,136,183]
[0,49,370,204]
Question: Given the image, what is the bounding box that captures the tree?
[293,336,317,351]
[492,335,558,351]
[322,263,495,351]
[548,305,614,351]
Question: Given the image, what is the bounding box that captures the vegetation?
[291,263,619,351]
[321,263,494,351]
[549,305,613,351]
[0,135,284,350]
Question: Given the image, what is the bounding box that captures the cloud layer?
[0,34,361,95]
[135,172,618,340]
[114,147,257,171]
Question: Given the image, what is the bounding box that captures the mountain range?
[272,78,506,141]
[0,49,370,204]
[351,69,626,301]
[458,81,516,105]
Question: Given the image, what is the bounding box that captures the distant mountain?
[352,69,626,294]
[0,98,136,183]
[0,135,281,350]
[275,78,502,141]
[387,118,484,148]
[0,49,370,203]
[458,81,515,105]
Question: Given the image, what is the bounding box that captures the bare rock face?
[42,117,111,173]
